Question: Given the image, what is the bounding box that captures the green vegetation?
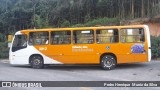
[84,18,119,26]
[151,36,160,59]
[0,33,8,58]
[72,17,119,27]
[0,42,9,58]
[0,0,160,34]
[61,20,71,27]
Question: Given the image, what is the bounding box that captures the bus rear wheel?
[100,55,116,70]
[30,55,44,69]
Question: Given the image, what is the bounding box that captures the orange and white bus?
[9,25,151,70]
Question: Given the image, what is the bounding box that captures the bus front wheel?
[30,55,44,69]
[100,55,116,70]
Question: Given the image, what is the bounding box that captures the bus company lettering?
[72,46,88,49]
[72,46,93,52]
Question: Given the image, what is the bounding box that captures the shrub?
[151,36,160,59]
[61,20,70,27]
[0,42,9,58]
[71,24,85,27]
[0,33,9,58]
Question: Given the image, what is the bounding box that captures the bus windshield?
[12,34,27,52]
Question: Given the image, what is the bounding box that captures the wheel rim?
[33,58,41,66]
[103,57,113,68]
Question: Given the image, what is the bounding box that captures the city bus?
[9,25,151,70]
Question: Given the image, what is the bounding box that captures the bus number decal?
[39,47,47,51]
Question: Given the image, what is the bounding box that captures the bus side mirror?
[8,35,13,48]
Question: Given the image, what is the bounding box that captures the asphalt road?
[0,59,160,90]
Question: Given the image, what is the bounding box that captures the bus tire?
[100,55,116,70]
[30,55,44,69]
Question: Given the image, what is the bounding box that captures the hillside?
[147,23,160,36]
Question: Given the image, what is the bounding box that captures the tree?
[1,0,160,34]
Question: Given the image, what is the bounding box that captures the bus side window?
[51,31,71,45]
[96,29,118,44]
[29,32,49,45]
[73,30,94,44]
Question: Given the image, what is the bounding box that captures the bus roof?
[20,25,147,32]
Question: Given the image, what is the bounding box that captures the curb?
[0,59,9,63]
